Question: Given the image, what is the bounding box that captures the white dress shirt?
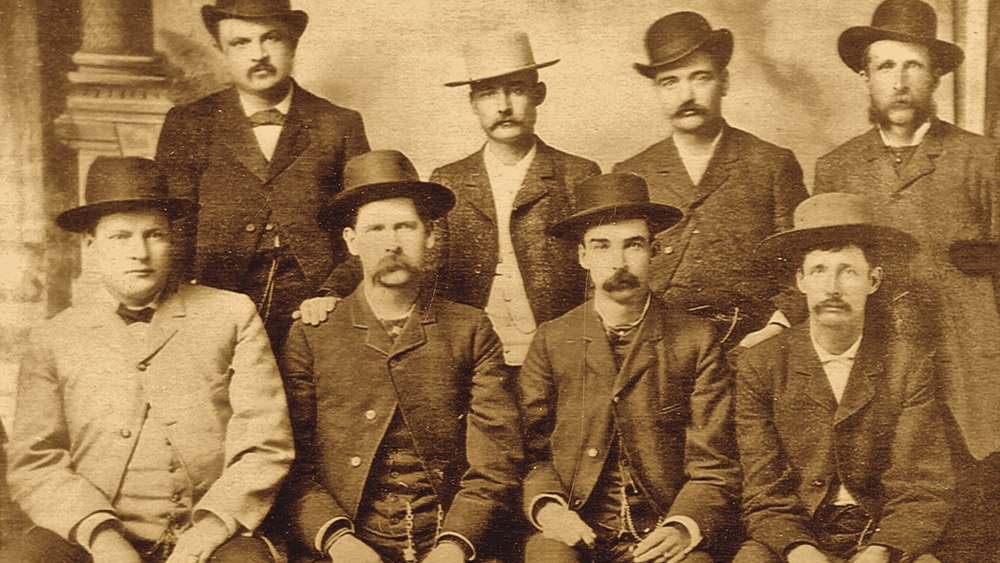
[811,332,863,506]
[878,120,931,147]
[238,84,294,161]
[675,129,723,185]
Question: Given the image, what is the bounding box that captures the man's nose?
[892,69,908,92]
[251,40,268,61]
[497,91,513,113]
[127,237,151,260]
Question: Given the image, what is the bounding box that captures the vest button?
[586,448,599,458]
[350,456,362,467]
[119,428,131,438]
[663,246,674,255]
[812,479,824,487]
[365,410,376,420]
[136,363,147,371]
[245,223,256,232]
[264,223,275,231]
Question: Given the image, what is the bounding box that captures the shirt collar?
[103,287,161,312]
[594,294,652,333]
[810,331,862,364]
[239,82,294,117]
[878,120,931,147]
[483,139,537,176]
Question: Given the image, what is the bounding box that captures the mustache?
[868,98,935,126]
[490,117,522,131]
[602,269,641,292]
[674,101,708,118]
[371,253,422,283]
[813,298,852,313]
[248,62,276,77]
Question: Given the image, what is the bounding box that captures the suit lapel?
[349,291,394,357]
[390,294,435,358]
[788,326,839,413]
[690,126,737,207]
[461,148,498,223]
[833,336,882,426]
[267,84,312,180]
[136,288,184,368]
[613,299,665,396]
[648,139,697,206]
[581,304,618,399]
[215,88,269,182]
[893,121,943,194]
[511,139,554,212]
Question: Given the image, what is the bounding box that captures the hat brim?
[753,223,919,274]
[547,203,683,241]
[634,29,734,78]
[319,181,456,230]
[838,26,964,74]
[56,198,197,233]
[201,6,308,38]
[443,59,560,87]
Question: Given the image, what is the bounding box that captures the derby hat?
[319,150,455,230]
[56,157,195,233]
[444,31,559,87]
[202,0,308,39]
[755,193,918,271]
[634,12,733,78]
[547,174,683,241]
[838,0,964,74]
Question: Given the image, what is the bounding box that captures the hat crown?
[342,150,421,194]
[869,0,938,39]
[645,12,713,64]
[792,193,877,232]
[573,173,653,214]
[207,0,294,17]
[460,31,544,83]
[84,156,167,207]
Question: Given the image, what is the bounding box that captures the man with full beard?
[814,0,1000,559]
[519,174,739,562]
[280,151,522,563]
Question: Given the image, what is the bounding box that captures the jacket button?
[692,229,701,235]
[572,499,583,508]
[612,396,620,404]
[586,448,599,458]
[812,479,824,487]
[120,428,132,438]
[264,223,275,231]
[365,410,376,420]
[245,223,256,232]
[663,246,674,255]
[136,363,147,371]
[350,456,362,467]
[171,492,182,503]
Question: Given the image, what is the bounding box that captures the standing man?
[156,0,370,353]
[283,151,523,563]
[615,12,808,347]
[519,174,739,562]
[2,157,294,563]
[307,31,599,369]
[815,1,1000,559]
[734,193,952,563]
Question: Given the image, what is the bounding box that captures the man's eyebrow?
[586,237,610,244]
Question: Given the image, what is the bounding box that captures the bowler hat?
[838,0,963,74]
[56,157,195,233]
[319,150,455,230]
[755,193,918,271]
[444,31,559,87]
[202,0,308,39]
[547,174,683,241]
[634,12,733,78]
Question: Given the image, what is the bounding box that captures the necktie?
[248,108,286,127]
[117,303,155,325]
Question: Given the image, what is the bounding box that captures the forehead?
[470,70,537,93]
[653,50,717,80]
[867,39,932,63]
[583,218,650,242]
[93,209,170,232]
[355,198,421,225]
[801,244,869,267]
[216,17,289,39]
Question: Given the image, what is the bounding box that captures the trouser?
[935,446,1000,562]
[0,525,276,563]
[524,532,715,563]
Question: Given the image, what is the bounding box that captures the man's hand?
[89,527,142,563]
[328,533,383,562]
[849,546,891,563]
[738,323,786,349]
[535,501,596,548]
[632,523,691,563]
[292,296,340,326]
[422,540,467,562]
[164,514,231,563]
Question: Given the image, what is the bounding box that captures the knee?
[209,534,276,563]
[732,540,781,563]
[523,532,583,563]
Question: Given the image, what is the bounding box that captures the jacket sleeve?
[318,255,363,298]
[156,105,203,283]
[343,110,370,161]
[6,325,116,540]
[194,296,295,531]
[734,349,817,555]
[441,315,525,547]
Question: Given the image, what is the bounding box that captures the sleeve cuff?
[437,531,477,561]
[528,493,568,530]
[768,310,791,328]
[72,511,121,553]
[315,517,354,553]
[662,515,702,554]
[193,507,239,536]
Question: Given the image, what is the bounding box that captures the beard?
[602,268,642,293]
[371,253,424,287]
[868,97,935,129]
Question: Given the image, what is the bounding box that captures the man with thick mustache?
[281,151,522,563]
[734,193,952,563]
[814,1,1000,559]
[519,174,738,562]
[614,11,808,349]
[156,0,369,354]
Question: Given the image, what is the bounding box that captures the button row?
[244,223,277,232]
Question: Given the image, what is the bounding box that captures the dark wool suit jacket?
[614,123,807,322]
[519,297,739,550]
[156,82,369,293]
[815,119,1000,461]
[735,320,954,558]
[280,289,523,553]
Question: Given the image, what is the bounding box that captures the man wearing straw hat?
[519,173,738,562]
[615,11,808,350]
[306,31,599,372]
[156,0,370,354]
[282,151,522,563]
[815,0,1000,558]
[2,157,294,563]
[734,193,953,563]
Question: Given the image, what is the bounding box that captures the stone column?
[953,0,989,134]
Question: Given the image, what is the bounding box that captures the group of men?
[3,0,999,562]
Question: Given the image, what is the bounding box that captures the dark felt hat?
[56,157,195,233]
[319,150,455,230]
[547,174,683,240]
[838,0,963,74]
[634,12,733,78]
[202,0,308,38]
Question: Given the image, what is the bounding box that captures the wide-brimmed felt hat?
[838,0,963,74]
[56,157,195,233]
[444,31,559,87]
[634,11,733,78]
[755,193,918,272]
[319,150,455,230]
[547,174,683,241]
[202,0,308,39]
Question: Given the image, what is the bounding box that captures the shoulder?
[652,300,717,345]
[738,324,798,376]
[165,88,230,121]
[614,138,672,171]
[935,121,1000,157]
[431,150,483,180]
[176,283,258,319]
[432,298,491,325]
[293,86,365,126]
[537,140,600,172]
[726,126,797,163]
[818,129,874,165]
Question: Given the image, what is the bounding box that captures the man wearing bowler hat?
[305,31,599,371]
[156,0,370,354]
[519,173,739,562]
[734,193,953,563]
[1,157,294,563]
[814,1,1000,558]
[282,151,522,563]
[615,12,808,349]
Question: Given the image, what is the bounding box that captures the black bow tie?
[117,303,155,325]
[248,108,286,127]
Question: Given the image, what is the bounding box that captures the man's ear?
[795,268,807,294]
[867,266,883,295]
[533,81,548,106]
[719,68,730,97]
[343,227,359,256]
[425,227,436,251]
[577,243,588,270]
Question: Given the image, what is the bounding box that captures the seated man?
[3,157,294,563]
[281,150,522,563]
[734,193,953,563]
[519,173,739,562]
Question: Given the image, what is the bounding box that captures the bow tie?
[117,303,155,325]
[248,108,286,127]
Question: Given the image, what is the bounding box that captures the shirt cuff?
[72,511,121,553]
[768,310,791,328]
[528,493,569,530]
[662,515,702,554]
[315,517,354,553]
[193,507,239,537]
[437,531,477,561]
